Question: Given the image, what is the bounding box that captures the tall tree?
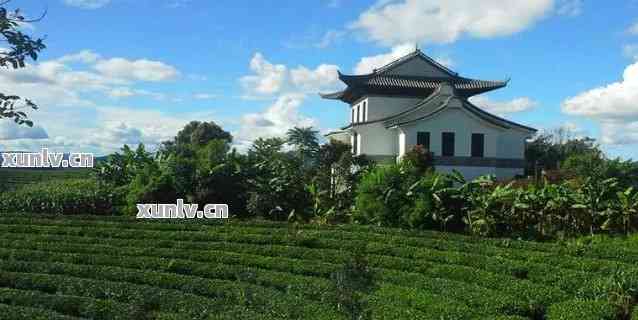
[0,1,46,126]
[286,126,319,163]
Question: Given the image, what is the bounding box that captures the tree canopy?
[0,1,46,127]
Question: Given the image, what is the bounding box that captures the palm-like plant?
[611,187,638,235]
[286,127,320,165]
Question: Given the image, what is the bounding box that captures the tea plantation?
[0,169,89,191]
[0,214,637,319]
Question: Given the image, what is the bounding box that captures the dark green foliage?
[0,179,119,215]
[331,247,376,320]
[399,144,434,176]
[0,169,89,192]
[354,160,638,239]
[0,4,47,126]
[354,164,410,227]
[546,299,617,320]
[0,214,638,319]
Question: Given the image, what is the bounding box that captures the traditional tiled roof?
[338,73,506,91]
[372,49,459,76]
[381,83,536,132]
[338,83,536,133]
[320,50,508,103]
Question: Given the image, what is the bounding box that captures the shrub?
[0,178,120,215]
[546,299,616,320]
[353,164,411,227]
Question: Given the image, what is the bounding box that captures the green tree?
[0,2,46,126]
[286,126,319,165]
[162,120,232,155]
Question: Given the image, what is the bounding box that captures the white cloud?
[598,121,638,145]
[0,50,181,110]
[107,87,166,100]
[563,62,638,120]
[628,22,638,35]
[624,44,638,61]
[470,96,538,115]
[353,43,453,74]
[63,0,111,9]
[58,50,102,64]
[235,94,316,150]
[0,122,48,140]
[193,93,217,100]
[354,43,415,74]
[350,0,554,46]
[562,61,638,145]
[316,30,347,48]
[94,58,180,82]
[240,53,288,95]
[290,64,340,92]
[556,0,583,17]
[0,50,197,155]
[240,53,340,97]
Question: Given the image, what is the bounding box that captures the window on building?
[363,101,367,122]
[417,131,430,150]
[471,133,484,157]
[352,132,358,154]
[355,105,360,123]
[442,132,455,156]
[351,107,355,123]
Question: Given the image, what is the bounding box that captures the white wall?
[353,122,397,156]
[398,130,406,157]
[497,130,529,158]
[361,96,422,121]
[399,103,503,157]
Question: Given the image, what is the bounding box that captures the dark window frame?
[363,101,367,122]
[471,133,485,158]
[441,132,455,157]
[416,131,430,151]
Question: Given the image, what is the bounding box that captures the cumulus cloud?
[349,0,554,46]
[316,30,347,48]
[469,96,538,115]
[94,58,180,82]
[193,93,217,100]
[353,43,453,74]
[556,0,583,17]
[0,122,48,140]
[63,0,111,9]
[107,87,166,100]
[58,50,102,64]
[240,53,340,97]
[628,22,638,35]
[562,61,638,145]
[240,53,288,95]
[624,44,638,61]
[235,94,316,150]
[0,50,195,155]
[563,62,638,120]
[354,43,414,74]
[0,50,181,110]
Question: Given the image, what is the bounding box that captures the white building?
[321,49,536,180]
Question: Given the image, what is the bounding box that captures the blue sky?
[2,0,638,159]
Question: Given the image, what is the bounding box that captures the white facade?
[323,50,536,180]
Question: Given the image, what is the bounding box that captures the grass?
[0,214,637,319]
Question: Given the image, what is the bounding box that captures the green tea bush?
[0,179,120,215]
[546,299,617,320]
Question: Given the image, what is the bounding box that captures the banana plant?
[607,187,638,235]
[580,176,620,236]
